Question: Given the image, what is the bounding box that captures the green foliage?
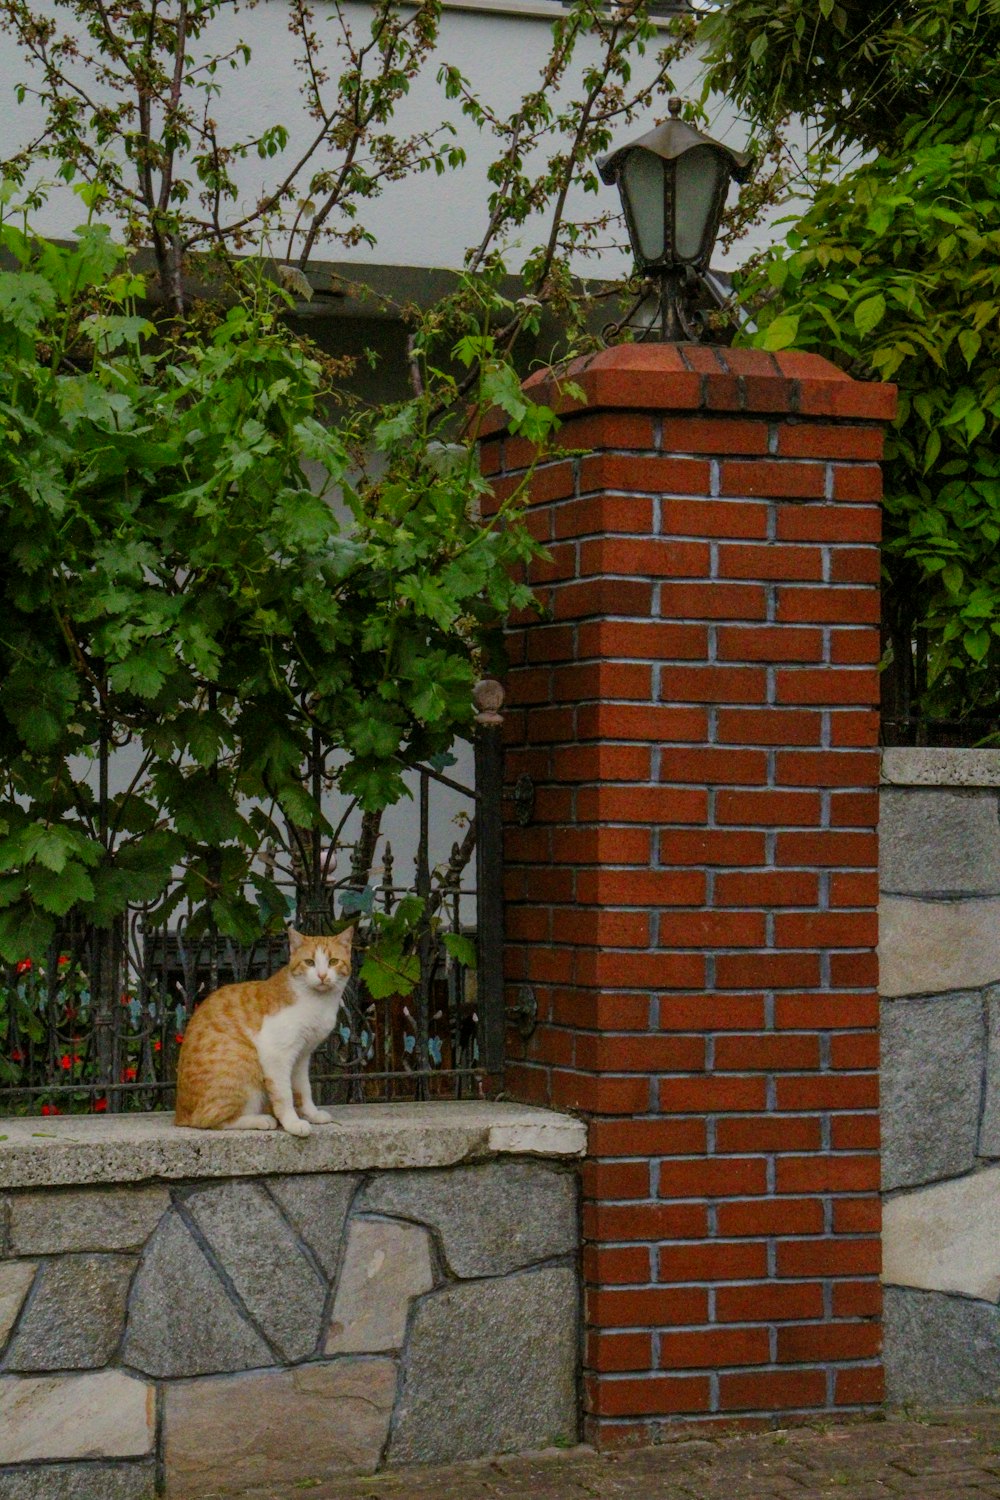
[702,0,1000,722]
[0,217,549,964]
[744,125,1000,718]
[701,0,1000,154]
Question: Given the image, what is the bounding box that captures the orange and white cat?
[174,927,353,1136]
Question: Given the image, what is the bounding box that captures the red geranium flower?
[175,1032,184,1045]
[92,1096,108,1113]
[58,954,70,966]
[40,1103,61,1116]
[153,1040,162,1052]
[10,1048,23,1064]
[60,1054,72,1070]
[122,1066,138,1083]
[15,959,31,974]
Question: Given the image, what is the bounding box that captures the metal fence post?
[473,680,506,1077]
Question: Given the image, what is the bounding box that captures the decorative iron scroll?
[0,689,506,1114]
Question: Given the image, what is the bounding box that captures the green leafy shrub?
[0,205,548,962]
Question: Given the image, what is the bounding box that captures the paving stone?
[0,1460,156,1499]
[122,1208,272,1378]
[3,1186,169,1254]
[884,1285,1000,1404]
[880,788,1000,895]
[0,1262,35,1352]
[267,1172,358,1279]
[0,1370,154,1462]
[185,1181,327,1361]
[162,1358,396,1496]
[326,1216,434,1354]
[880,896,1000,997]
[358,1162,578,1276]
[881,992,984,1189]
[387,1265,577,1465]
[883,1166,1000,1300]
[224,1410,1000,1500]
[4,1253,134,1371]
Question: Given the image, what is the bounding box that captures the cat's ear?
[287,925,306,954]
[337,922,356,950]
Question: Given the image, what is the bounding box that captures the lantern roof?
[597,98,753,187]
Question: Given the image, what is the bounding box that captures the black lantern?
[598,98,752,341]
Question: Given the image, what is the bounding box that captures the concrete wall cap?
[0,1102,586,1190]
[882,748,1000,787]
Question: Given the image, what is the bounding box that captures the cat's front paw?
[303,1107,334,1124]
[281,1117,312,1138]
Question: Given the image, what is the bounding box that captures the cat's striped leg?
[292,1054,333,1125]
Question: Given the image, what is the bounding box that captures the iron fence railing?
[0,684,507,1116]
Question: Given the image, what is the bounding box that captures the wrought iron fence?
[881,621,1000,747]
[0,685,507,1116]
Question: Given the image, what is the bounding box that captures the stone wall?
[0,1103,583,1499]
[880,749,1000,1402]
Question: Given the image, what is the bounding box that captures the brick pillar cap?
[481,342,896,438]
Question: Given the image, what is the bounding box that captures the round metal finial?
[473,678,505,726]
[668,96,682,117]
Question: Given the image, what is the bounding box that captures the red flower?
[15,959,31,974]
[175,1032,184,1045]
[92,1096,108,1112]
[58,954,70,966]
[120,992,133,1005]
[40,1103,61,1116]
[121,1066,137,1083]
[153,1040,162,1052]
[60,1054,72,1070]
[10,1048,23,1064]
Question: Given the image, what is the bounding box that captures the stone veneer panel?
[884,1286,1000,1404]
[122,1207,278,1377]
[0,1105,581,1490]
[880,895,1000,997]
[0,1262,35,1350]
[880,992,983,1190]
[883,1166,1000,1301]
[2,1187,169,1256]
[163,1359,397,1497]
[326,1216,434,1354]
[880,788,1000,896]
[880,751,1000,1410]
[183,1181,327,1362]
[4,1254,135,1372]
[267,1172,358,1279]
[358,1161,577,1277]
[0,1461,156,1500]
[388,1266,578,1465]
[0,1370,155,1463]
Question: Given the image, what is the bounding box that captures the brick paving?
[237,1409,1000,1500]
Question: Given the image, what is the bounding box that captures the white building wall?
[0,0,786,275]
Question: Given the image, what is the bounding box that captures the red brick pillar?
[481,344,896,1445]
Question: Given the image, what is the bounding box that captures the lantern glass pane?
[622,149,665,263]
[673,145,724,262]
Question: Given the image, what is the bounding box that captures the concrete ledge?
[882,748,1000,787]
[0,1103,586,1190]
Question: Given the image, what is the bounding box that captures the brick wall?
[480,343,896,1445]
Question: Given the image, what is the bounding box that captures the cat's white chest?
[257,989,342,1060]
